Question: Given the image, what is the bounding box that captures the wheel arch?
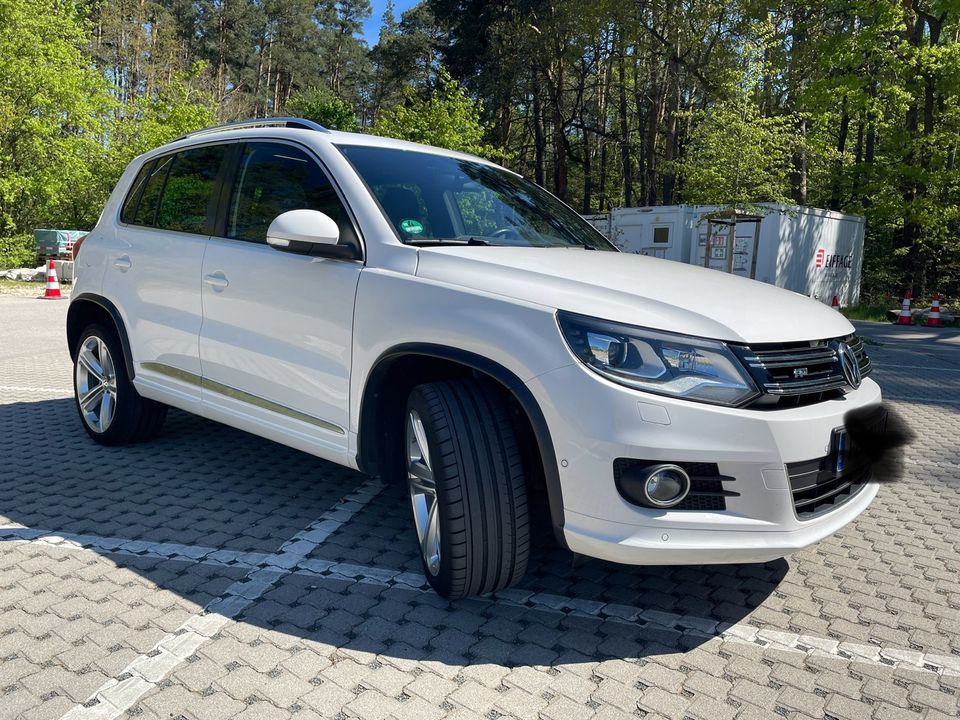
[357,343,566,544]
[67,294,135,380]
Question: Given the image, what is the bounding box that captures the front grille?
[733,334,872,407]
[786,457,870,519]
[613,460,737,511]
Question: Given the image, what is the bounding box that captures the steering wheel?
[490,228,521,242]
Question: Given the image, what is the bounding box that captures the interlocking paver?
[3,302,960,720]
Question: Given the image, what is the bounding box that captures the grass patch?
[0,278,47,296]
[839,303,891,323]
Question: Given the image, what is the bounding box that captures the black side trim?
[67,294,136,380]
[358,343,566,546]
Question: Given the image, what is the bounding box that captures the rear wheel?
[404,379,530,598]
[73,324,166,445]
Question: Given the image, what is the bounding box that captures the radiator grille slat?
[733,334,872,407]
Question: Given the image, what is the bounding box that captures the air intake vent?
[786,457,870,519]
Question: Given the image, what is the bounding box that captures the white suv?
[68,118,885,598]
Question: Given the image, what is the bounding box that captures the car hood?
[415,246,854,344]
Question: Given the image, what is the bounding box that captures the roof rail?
[175,117,328,141]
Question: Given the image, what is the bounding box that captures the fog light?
[640,464,691,508]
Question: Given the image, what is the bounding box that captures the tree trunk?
[661,48,680,205]
[617,43,632,207]
[533,87,546,187]
[582,128,592,213]
[791,117,808,205]
[829,98,850,211]
[900,9,926,296]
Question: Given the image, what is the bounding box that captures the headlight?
[557,311,760,406]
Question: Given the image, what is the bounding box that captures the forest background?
[1,0,958,302]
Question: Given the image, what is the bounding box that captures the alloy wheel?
[75,335,117,433]
[406,409,441,576]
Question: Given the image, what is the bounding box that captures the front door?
[198,141,362,463]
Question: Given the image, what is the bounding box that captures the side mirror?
[266,209,356,258]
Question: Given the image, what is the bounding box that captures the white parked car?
[68,118,884,598]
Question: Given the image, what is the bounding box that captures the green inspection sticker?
[400,218,424,234]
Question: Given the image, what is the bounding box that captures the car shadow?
[0,397,789,666]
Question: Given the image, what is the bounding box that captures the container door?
[697,226,731,271]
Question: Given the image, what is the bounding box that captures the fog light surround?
[637,463,691,508]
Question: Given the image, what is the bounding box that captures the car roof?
[139,117,502,171]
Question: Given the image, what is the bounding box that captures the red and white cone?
[39,260,63,300]
[927,293,942,327]
[897,291,912,324]
[831,295,840,310]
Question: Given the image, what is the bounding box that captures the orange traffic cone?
[831,295,840,309]
[897,291,912,324]
[39,260,63,300]
[927,293,942,326]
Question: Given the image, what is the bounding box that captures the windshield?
[337,145,617,251]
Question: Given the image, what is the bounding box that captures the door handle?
[204,272,229,290]
[114,255,132,271]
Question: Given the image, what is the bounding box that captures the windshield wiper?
[406,237,491,247]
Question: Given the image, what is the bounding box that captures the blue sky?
[361,0,420,45]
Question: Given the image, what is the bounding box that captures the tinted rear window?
[131,156,173,227]
[156,145,227,234]
[120,161,155,225]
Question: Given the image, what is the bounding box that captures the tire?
[73,323,167,445]
[404,379,530,598]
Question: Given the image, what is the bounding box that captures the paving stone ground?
[1,295,959,720]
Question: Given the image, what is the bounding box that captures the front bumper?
[526,363,884,565]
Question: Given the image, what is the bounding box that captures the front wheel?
[73,324,167,445]
[404,379,530,598]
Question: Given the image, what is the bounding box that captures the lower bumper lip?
[562,481,880,566]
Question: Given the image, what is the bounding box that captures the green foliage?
[0,234,34,269]
[2,0,959,302]
[0,0,112,235]
[109,65,215,166]
[287,88,359,131]
[673,95,798,210]
[374,70,498,159]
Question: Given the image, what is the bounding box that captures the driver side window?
[227,142,358,252]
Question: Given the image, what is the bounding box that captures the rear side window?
[120,161,155,224]
[227,142,358,250]
[156,145,227,234]
[130,156,173,227]
[120,145,226,233]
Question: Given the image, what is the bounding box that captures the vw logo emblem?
[834,341,862,389]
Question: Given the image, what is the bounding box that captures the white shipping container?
[585,204,865,306]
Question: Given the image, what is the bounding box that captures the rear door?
[198,140,363,463]
[104,143,229,411]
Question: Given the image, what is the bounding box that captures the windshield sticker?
[400,219,424,234]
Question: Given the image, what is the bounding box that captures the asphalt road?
[0,295,958,720]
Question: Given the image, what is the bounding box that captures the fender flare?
[67,293,136,380]
[357,343,566,543]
